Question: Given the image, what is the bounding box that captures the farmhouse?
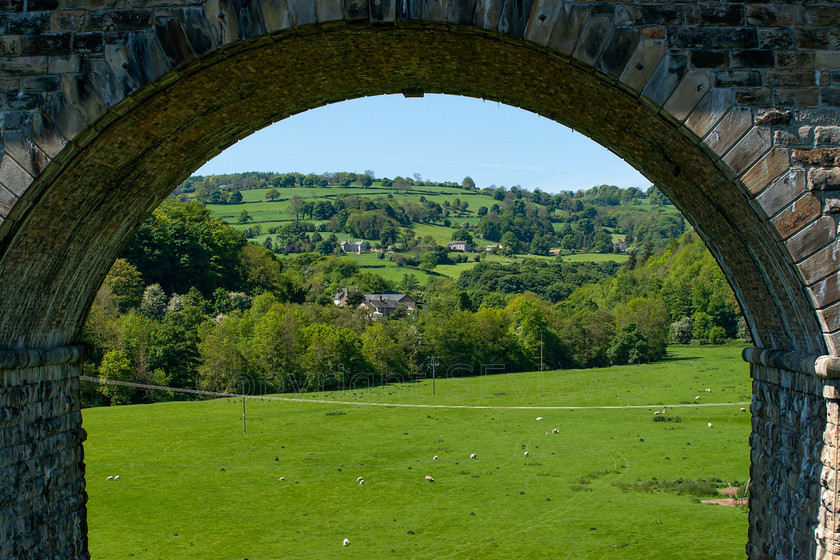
[447,241,473,252]
[357,291,418,320]
[340,240,368,254]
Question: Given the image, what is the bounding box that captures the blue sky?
[196,94,651,194]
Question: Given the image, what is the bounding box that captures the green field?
[84,344,751,559]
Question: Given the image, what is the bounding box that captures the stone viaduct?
[1,0,840,557]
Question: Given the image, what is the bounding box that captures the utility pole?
[242,382,246,435]
[428,356,440,396]
[540,329,544,372]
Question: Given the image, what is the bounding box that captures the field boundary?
[81,376,749,411]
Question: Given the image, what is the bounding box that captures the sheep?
[740,407,747,412]
[524,451,529,457]
[695,396,700,401]
[356,476,364,482]
[106,476,113,481]
[536,417,543,421]
[343,538,350,547]
[114,475,120,481]
[359,480,365,485]
[654,411,660,415]
[425,476,435,482]
[707,422,714,428]
[278,477,285,481]
[433,456,438,461]
[705,388,711,392]
[552,428,559,434]
[470,453,476,459]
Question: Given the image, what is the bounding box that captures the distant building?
[549,248,562,256]
[485,244,503,252]
[357,291,418,320]
[447,241,473,252]
[341,240,368,253]
[334,286,359,306]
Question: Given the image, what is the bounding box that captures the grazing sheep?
[654,411,660,415]
[705,388,711,392]
[524,451,529,457]
[343,538,350,547]
[546,432,549,436]
[106,476,113,481]
[470,453,476,459]
[425,476,435,482]
[114,475,120,481]
[359,480,364,485]
[356,476,364,482]
[695,396,700,401]
[707,423,714,428]
[279,477,285,481]
[740,407,747,412]
[552,428,559,434]
[536,417,543,421]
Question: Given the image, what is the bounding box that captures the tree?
[98,350,136,405]
[462,176,476,189]
[419,251,439,272]
[265,188,281,201]
[140,284,167,320]
[229,191,243,204]
[607,323,649,365]
[289,196,305,221]
[238,210,252,224]
[451,228,473,244]
[103,258,144,313]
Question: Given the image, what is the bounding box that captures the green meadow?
[84,344,751,559]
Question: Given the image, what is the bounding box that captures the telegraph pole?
[242,382,246,435]
[428,356,440,396]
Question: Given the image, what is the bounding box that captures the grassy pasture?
[84,344,750,559]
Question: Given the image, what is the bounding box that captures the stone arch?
[3,2,840,558]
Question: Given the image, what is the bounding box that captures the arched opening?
[1,17,834,560]
[0,23,823,354]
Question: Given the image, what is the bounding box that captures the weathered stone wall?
[0,347,88,560]
[746,348,840,559]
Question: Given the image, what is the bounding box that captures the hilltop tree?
[462,176,476,189]
[265,188,281,201]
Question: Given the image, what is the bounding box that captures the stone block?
[0,153,33,198]
[786,216,835,262]
[705,106,752,156]
[732,49,774,69]
[688,49,727,69]
[572,13,612,66]
[816,127,840,147]
[767,70,818,88]
[724,126,771,176]
[369,0,396,22]
[669,27,758,50]
[316,0,344,23]
[794,148,840,168]
[548,4,588,56]
[805,6,840,27]
[641,53,687,106]
[2,130,49,178]
[746,5,804,27]
[776,50,815,70]
[0,183,17,218]
[619,38,665,93]
[663,71,710,123]
[686,4,743,27]
[684,86,732,139]
[810,169,840,192]
[741,147,790,196]
[817,52,840,71]
[811,273,840,310]
[756,108,793,126]
[818,301,840,335]
[153,19,196,69]
[341,0,367,21]
[772,194,821,239]
[87,9,151,31]
[799,240,840,285]
[616,4,682,26]
[736,87,773,107]
[524,0,563,47]
[260,0,293,31]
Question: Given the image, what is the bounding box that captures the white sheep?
[433,456,438,461]
[425,475,435,482]
[707,422,714,428]
[654,411,660,415]
[359,480,364,485]
[114,475,120,481]
[278,477,285,481]
[536,417,543,421]
[356,476,364,482]
[705,388,711,392]
[106,476,113,481]
[552,428,559,434]
[740,407,747,412]
[695,396,700,401]
[470,453,476,459]
[343,538,350,547]
[524,451,529,457]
